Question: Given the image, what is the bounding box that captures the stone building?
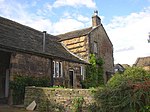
[134,56,150,71]
[0,11,114,104]
[0,17,87,104]
[58,11,114,82]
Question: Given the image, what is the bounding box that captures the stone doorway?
[0,51,11,104]
[69,70,74,88]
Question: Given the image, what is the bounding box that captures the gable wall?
[89,25,114,82]
[61,36,89,62]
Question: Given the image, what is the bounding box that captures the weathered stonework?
[58,12,114,83]
[9,52,52,80]
[24,87,96,111]
[9,52,84,88]
[0,16,88,105]
[62,36,89,61]
[53,60,85,88]
[60,25,114,83]
[89,25,114,82]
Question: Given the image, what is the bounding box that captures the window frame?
[53,60,63,78]
[56,61,59,78]
[53,61,56,78]
[80,66,85,80]
[93,41,98,54]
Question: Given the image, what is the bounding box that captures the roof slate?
[0,16,86,64]
[57,27,92,41]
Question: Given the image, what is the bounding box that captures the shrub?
[72,97,84,112]
[10,75,50,104]
[94,67,150,112]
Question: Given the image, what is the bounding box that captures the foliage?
[10,75,50,104]
[39,99,65,112]
[93,67,150,112]
[141,105,150,112]
[87,102,100,112]
[82,54,104,88]
[72,97,84,112]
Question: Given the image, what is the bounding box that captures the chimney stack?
[43,31,46,52]
[92,10,101,28]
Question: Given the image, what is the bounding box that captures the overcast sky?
[0,0,150,65]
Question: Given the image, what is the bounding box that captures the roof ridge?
[0,16,42,34]
[57,27,93,41]
[57,26,92,36]
[0,16,60,41]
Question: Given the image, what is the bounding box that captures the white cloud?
[0,0,4,2]
[106,7,150,65]
[45,3,53,11]
[0,0,91,35]
[77,15,90,22]
[52,18,84,34]
[52,0,96,8]
[0,0,53,33]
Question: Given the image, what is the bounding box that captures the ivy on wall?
[82,54,104,88]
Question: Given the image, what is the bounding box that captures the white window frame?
[93,41,98,54]
[56,61,59,78]
[53,61,63,78]
[81,66,85,80]
[53,61,56,78]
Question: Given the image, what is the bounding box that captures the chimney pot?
[92,10,101,28]
[94,10,98,16]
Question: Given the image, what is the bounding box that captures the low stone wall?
[24,86,96,111]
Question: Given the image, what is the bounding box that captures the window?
[59,62,63,77]
[56,61,59,77]
[53,61,55,77]
[81,66,85,80]
[93,42,98,53]
[53,61,63,78]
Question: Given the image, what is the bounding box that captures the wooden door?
[69,70,74,88]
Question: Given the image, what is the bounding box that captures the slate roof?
[114,64,125,72]
[0,16,87,64]
[134,56,150,67]
[57,27,92,41]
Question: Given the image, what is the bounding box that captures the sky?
[0,0,150,65]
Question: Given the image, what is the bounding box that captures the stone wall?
[8,52,86,105]
[61,36,89,61]
[10,52,85,88]
[10,52,52,79]
[24,86,96,111]
[89,25,114,82]
[53,60,85,88]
